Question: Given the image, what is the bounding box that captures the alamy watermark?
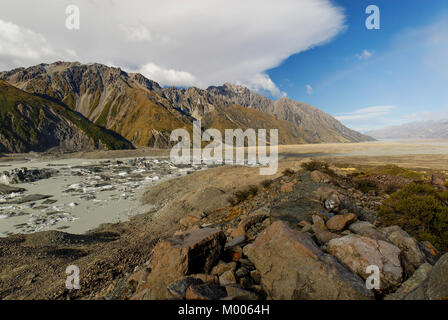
[65,5,80,30]
[170,121,278,175]
[365,5,380,30]
[66,265,80,290]
[366,265,380,290]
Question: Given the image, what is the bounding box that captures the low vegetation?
[301,160,336,177]
[227,185,259,206]
[354,179,379,194]
[351,164,423,180]
[282,168,295,177]
[260,179,273,189]
[378,182,448,253]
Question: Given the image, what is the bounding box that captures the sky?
[0,0,447,132]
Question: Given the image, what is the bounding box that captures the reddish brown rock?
[326,213,357,231]
[143,228,226,299]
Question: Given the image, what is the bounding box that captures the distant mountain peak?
[367,119,448,140]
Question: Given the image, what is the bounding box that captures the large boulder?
[246,221,374,300]
[143,228,226,299]
[381,226,426,276]
[349,221,388,241]
[385,263,433,300]
[327,234,403,292]
[404,253,448,300]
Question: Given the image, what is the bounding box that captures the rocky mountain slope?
[0,81,133,153]
[208,83,373,143]
[367,120,448,140]
[0,62,373,148]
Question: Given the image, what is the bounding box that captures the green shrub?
[248,185,259,197]
[228,185,259,206]
[227,196,237,206]
[301,160,336,176]
[282,168,295,177]
[385,184,401,195]
[378,182,448,253]
[260,179,273,189]
[355,179,378,194]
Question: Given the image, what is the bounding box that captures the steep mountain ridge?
[207,83,373,143]
[0,80,133,153]
[0,62,373,148]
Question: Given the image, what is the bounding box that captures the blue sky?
[267,0,448,132]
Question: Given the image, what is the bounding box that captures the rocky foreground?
[0,161,447,300]
[98,166,448,300]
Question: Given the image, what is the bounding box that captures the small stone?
[167,277,204,299]
[186,283,227,300]
[189,274,219,284]
[211,261,237,276]
[312,214,327,231]
[225,246,243,262]
[314,230,341,245]
[324,193,341,212]
[326,213,357,231]
[235,267,249,278]
[219,270,237,286]
[239,258,255,271]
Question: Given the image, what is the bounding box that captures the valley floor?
[0,139,447,299]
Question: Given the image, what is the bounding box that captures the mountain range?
[0,62,373,153]
[366,120,448,140]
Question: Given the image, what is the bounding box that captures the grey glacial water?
[0,157,210,237]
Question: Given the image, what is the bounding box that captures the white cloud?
[139,63,202,87]
[0,19,57,69]
[305,84,313,95]
[0,0,346,96]
[336,106,395,121]
[355,49,374,60]
[239,73,286,98]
